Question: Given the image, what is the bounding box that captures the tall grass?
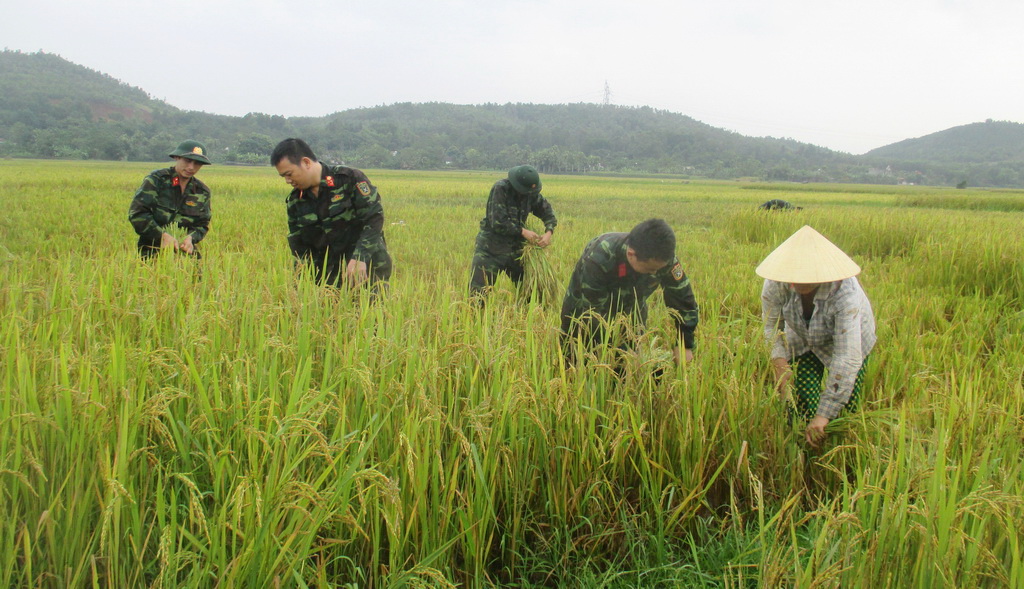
[1,160,1021,587]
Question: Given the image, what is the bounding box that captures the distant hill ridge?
[866,120,1024,164]
[0,50,173,122]
[2,50,1023,187]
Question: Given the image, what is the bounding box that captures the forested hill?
[294,102,854,179]
[865,120,1024,164]
[3,50,1023,187]
[0,50,172,122]
[0,50,849,177]
[0,51,268,162]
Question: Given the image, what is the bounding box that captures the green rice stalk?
[517,221,560,304]
[518,243,559,304]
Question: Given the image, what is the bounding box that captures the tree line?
[2,50,1023,188]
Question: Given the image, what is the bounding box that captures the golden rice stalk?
[518,242,559,304]
[636,334,674,372]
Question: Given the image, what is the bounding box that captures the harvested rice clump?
[518,226,559,304]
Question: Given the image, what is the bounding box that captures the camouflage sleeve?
[286,197,311,259]
[350,172,386,264]
[661,258,699,349]
[561,256,612,331]
[485,183,524,237]
[189,224,209,244]
[532,193,557,234]
[574,257,615,315]
[187,189,212,244]
[128,175,164,241]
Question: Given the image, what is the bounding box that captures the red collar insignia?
[325,176,335,187]
[618,263,627,278]
[172,176,180,187]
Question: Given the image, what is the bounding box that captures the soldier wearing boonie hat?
[469,165,558,300]
[128,140,213,259]
[168,139,213,165]
[757,225,877,448]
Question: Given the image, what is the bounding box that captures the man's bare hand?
[673,346,694,365]
[346,258,368,285]
[160,232,178,250]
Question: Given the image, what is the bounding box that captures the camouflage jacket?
[128,167,212,243]
[475,179,557,254]
[285,164,388,263]
[561,233,699,349]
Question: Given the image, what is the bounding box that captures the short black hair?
[626,218,676,262]
[271,138,318,166]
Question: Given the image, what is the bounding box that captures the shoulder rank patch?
[356,181,372,196]
[325,176,335,187]
[618,263,627,278]
[671,263,684,281]
[331,194,343,202]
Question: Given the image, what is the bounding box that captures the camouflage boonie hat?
[169,140,212,165]
[508,165,541,194]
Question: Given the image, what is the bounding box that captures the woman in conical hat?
[756,226,876,448]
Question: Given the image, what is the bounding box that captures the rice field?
[1,160,1023,587]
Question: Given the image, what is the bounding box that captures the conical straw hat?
[755,225,860,283]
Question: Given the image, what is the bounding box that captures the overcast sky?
[4,0,1022,154]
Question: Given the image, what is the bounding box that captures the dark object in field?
[759,199,802,211]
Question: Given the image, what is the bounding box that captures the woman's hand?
[805,416,829,448]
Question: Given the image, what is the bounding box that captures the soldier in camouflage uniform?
[271,138,392,288]
[561,218,699,365]
[758,199,802,211]
[469,165,557,297]
[128,140,212,259]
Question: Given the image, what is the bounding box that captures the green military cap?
[508,165,541,194]
[169,140,213,165]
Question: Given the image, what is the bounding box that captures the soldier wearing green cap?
[469,165,557,297]
[128,140,213,258]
